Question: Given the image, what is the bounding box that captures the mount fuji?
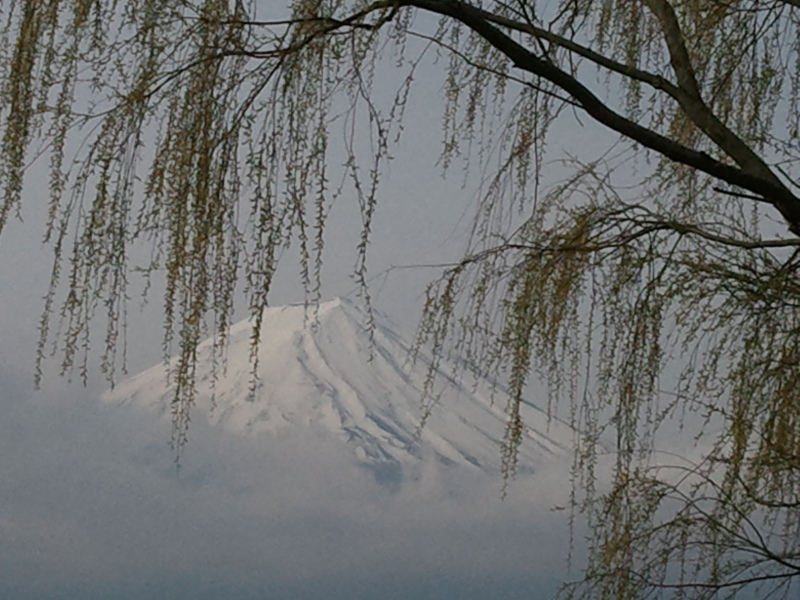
[104,297,575,485]
[1,298,581,600]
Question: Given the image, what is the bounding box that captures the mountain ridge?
[104,297,575,479]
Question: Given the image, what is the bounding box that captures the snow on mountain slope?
[104,297,575,476]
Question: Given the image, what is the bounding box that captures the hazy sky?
[0,14,611,599]
[0,363,584,599]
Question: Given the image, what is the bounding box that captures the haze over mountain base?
[1,299,581,599]
[1,386,575,600]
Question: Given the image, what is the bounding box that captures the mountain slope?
[104,298,575,477]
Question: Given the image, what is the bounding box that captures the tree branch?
[400,0,800,235]
[641,220,800,249]
[456,2,684,100]
[644,0,784,186]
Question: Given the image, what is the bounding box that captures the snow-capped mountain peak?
[104,297,574,477]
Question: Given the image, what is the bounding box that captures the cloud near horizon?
[0,367,579,600]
